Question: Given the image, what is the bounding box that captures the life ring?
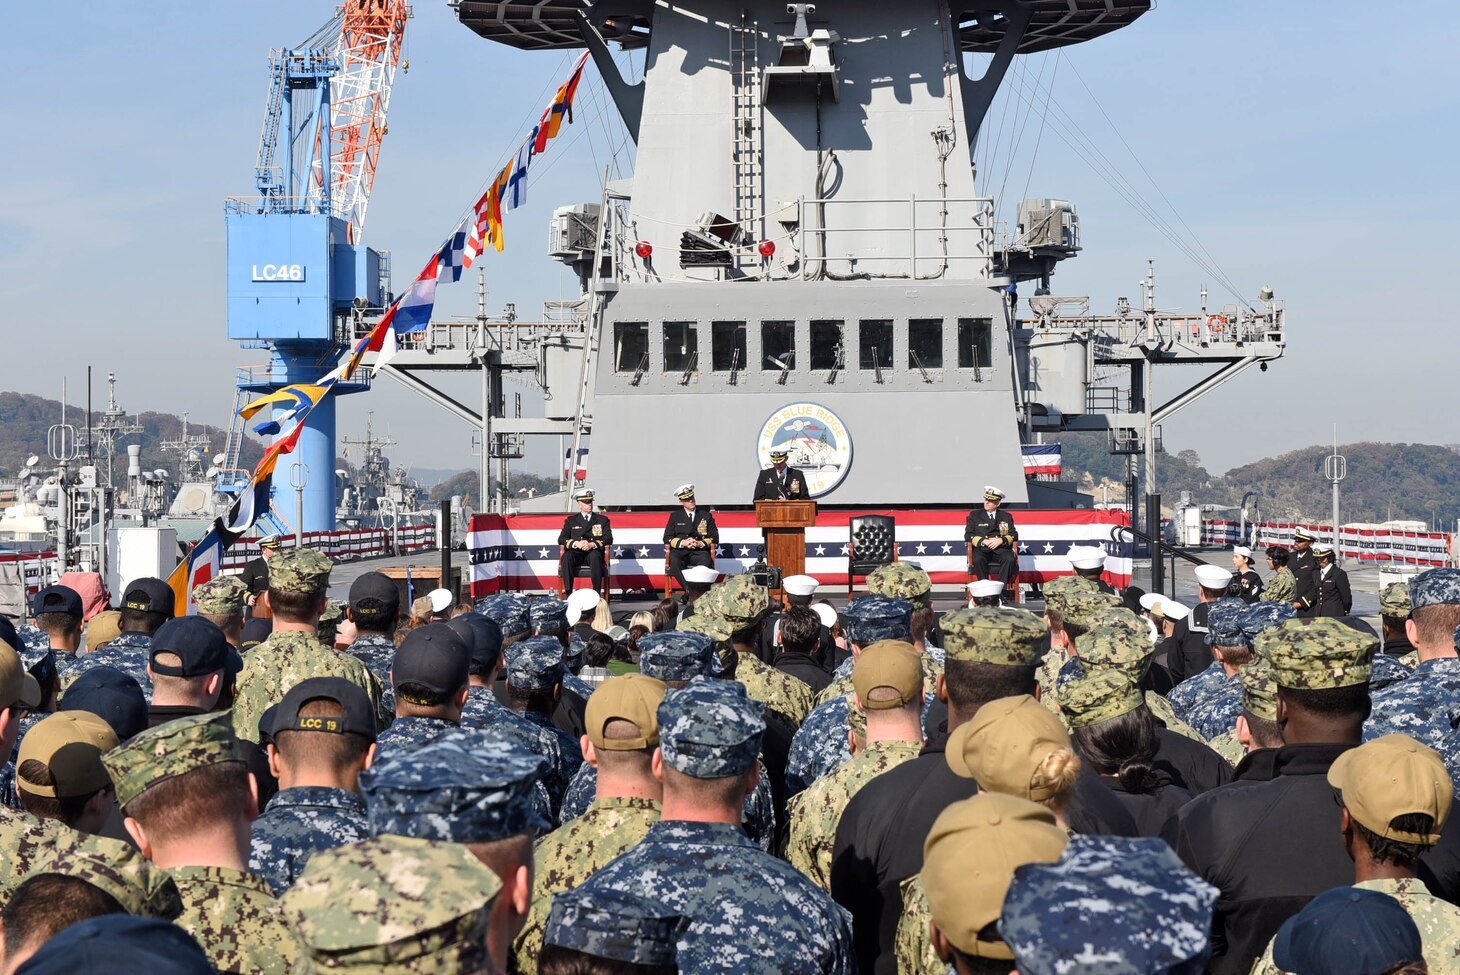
[1206,314,1228,332]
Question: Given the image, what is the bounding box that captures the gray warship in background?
[372,0,1287,524]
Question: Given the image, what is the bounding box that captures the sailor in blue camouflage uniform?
[453,615,572,814]
[26,584,86,683]
[285,728,547,974]
[505,635,584,783]
[1183,602,1295,742]
[541,887,685,973]
[531,597,595,739]
[1363,568,1460,783]
[1167,598,1245,712]
[341,572,401,715]
[1000,834,1219,975]
[69,577,175,700]
[556,630,777,851]
[785,596,915,798]
[474,592,533,643]
[248,677,374,894]
[573,677,856,973]
[372,623,476,758]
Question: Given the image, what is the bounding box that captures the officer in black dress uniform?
[239,534,281,615]
[1290,528,1320,617]
[1311,543,1353,617]
[752,448,810,501]
[663,484,719,593]
[1229,545,1263,603]
[558,489,612,595]
[965,485,1019,586]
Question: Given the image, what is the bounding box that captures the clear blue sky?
[4,1,1457,484]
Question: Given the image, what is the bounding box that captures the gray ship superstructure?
[371,0,1285,516]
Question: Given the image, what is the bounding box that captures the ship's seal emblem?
[756,403,852,498]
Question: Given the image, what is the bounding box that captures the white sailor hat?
[1194,565,1234,590]
[1232,545,1253,559]
[1157,598,1190,621]
[966,580,1005,598]
[573,489,595,503]
[983,485,1005,502]
[1068,546,1107,571]
[426,588,454,613]
[681,565,720,586]
[674,483,695,500]
[811,603,837,629]
[566,588,601,617]
[783,575,819,597]
[1138,592,1164,613]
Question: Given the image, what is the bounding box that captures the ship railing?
[1023,303,1286,352]
[224,195,341,217]
[797,195,996,281]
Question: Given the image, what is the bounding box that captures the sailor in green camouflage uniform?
[284,728,547,973]
[103,711,301,975]
[1037,576,1118,710]
[1260,546,1297,606]
[897,793,1070,975]
[511,673,667,974]
[784,596,918,798]
[702,574,816,726]
[1250,734,1460,975]
[786,641,924,890]
[231,549,386,742]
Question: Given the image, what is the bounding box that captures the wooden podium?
[756,500,818,586]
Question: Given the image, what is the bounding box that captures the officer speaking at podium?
[752,448,809,502]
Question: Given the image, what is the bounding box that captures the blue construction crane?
[223,4,409,533]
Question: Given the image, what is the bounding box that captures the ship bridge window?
[859,320,893,370]
[712,321,747,371]
[810,320,843,370]
[663,321,698,373]
[761,321,795,371]
[958,318,993,369]
[614,322,649,373]
[908,319,943,369]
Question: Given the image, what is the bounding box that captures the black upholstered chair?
[847,515,897,596]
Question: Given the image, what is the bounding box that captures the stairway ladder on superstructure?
[730,15,762,268]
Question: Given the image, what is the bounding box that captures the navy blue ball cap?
[14,914,214,975]
[119,578,175,619]
[1273,887,1422,975]
[348,571,400,621]
[393,623,470,701]
[32,585,83,618]
[445,613,504,674]
[59,666,148,742]
[149,617,229,678]
[271,676,377,741]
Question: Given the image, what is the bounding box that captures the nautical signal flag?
[239,383,330,437]
[535,52,590,153]
[184,53,602,600]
